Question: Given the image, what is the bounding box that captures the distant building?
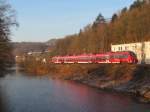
[15,55,26,63]
[111,41,150,64]
[27,51,42,56]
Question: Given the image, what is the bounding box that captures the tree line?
[0,0,17,73]
[51,0,150,56]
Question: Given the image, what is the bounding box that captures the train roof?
[108,51,134,54]
[95,53,109,56]
[51,51,136,59]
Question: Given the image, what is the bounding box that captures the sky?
[9,0,135,42]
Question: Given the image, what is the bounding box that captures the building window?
[125,46,128,50]
[113,48,115,51]
[118,47,122,51]
[132,45,136,50]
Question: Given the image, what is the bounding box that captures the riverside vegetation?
[0,1,17,76]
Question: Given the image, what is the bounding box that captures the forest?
[51,0,150,56]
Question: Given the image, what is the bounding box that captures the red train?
[51,51,138,64]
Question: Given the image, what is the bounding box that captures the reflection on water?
[0,89,7,112]
[0,67,150,112]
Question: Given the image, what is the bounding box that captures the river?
[0,67,150,112]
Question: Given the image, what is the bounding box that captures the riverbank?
[21,60,150,103]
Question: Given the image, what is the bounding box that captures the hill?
[12,42,48,56]
[50,0,150,56]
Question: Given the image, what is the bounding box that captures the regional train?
[51,51,138,64]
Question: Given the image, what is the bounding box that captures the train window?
[119,54,128,58]
[91,57,96,60]
[52,58,55,61]
[58,58,63,61]
[105,56,110,59]
[96,56,108,60]
[96,57,103,60]
[66,58,69,61]
[110,54,128,59]
[110,55,118,59]
[66,58,73,61]
[53,58,58,61]
[129,52,137,58]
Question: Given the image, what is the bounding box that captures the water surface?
[0,68,150,112]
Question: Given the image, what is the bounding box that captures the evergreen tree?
[130,0,145,10]
[93,13,105,28]
[111,13,118,23]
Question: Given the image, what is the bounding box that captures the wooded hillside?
[52,0,150,56]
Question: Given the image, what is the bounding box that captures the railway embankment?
[21,60,150,103]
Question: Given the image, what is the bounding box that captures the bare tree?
[0,0,18,74]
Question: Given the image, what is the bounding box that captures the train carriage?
[94,54,110,63]
[51,51,138,64]
[108,51,138,63]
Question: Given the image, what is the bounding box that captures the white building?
[111,41,150,64]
